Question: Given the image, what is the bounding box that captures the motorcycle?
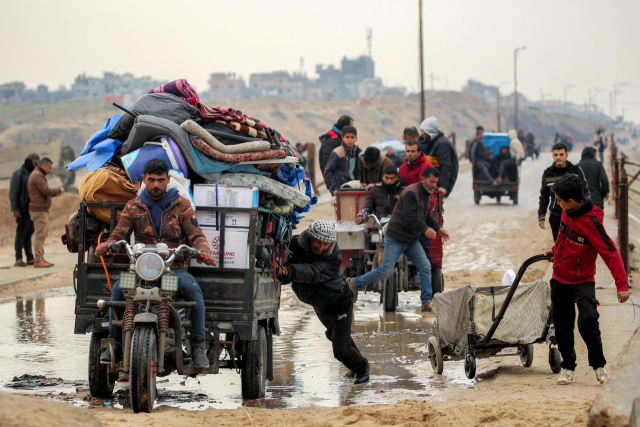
[94,240,210,413]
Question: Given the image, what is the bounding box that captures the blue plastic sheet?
[483,133,510,156]
[67,138,123,172]
[275,163,305,186]
[81,114,122,155]
[291,177,318,224]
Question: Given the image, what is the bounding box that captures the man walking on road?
[28,157,64,268]
[419,116,459,196]
[319,115,354,184]
[538,143,590,241]
[278,220,370,385]
[9,153,39,267]
[578,146,609,209]
[347,167,450,312]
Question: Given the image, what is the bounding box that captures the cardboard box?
[193,185,259,209]
[190,227,250,269]
[195,210,251,228]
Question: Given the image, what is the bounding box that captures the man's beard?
[149,188,166,199]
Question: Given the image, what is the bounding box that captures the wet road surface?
[0,287,477,411]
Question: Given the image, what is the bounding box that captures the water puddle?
[0,287,477,411]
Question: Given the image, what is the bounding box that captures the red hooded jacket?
[398,152,432,186]
[552,201,628,291]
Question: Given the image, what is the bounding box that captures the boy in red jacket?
[545,174,629,385]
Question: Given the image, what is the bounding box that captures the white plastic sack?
[502,269,516,287]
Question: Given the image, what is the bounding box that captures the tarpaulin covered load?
[483,132,511,157]
[432,280,549,356]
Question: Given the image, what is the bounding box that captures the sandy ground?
[0,153,638,426]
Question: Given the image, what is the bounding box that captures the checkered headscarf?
[307,220,336,243]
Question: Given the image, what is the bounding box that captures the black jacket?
[282,231,353,312]
[358,180,405,219]
[10,163,34,214]
[386,183,440,245]
[578,147,609,208]
[324,143,362,194]
[469,137,489,164]
[319,130,342,183]
[538,160,591,221]
[421,133,459,195]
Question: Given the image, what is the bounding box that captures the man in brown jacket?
[96,159,215,368]
[360,146,394,189]
[27,157,64,268]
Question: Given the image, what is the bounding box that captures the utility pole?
[506,95,510,130]
[540,90,551,148]
[514,46,526,130]
[497,87,501,132]
[418,0,425,121]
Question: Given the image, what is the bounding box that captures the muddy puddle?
[0,287,479,411]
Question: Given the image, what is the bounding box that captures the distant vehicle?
[473,133,519,205]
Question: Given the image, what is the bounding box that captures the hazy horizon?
[1,0,638,122]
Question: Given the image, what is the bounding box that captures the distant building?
[208,72,246,100]
[0,82,26,101]
[359,78,384,99]
[71,72,164,101]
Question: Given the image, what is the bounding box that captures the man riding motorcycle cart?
[95,159,216,369]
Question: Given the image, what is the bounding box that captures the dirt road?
[1,152,637,426]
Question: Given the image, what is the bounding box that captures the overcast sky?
[1,0,639,122]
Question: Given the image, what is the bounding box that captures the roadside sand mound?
[94,398,588,427]
[0,392,101,427]
[0,189,80,247]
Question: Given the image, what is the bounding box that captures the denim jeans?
[109,269,206,346]
[353,235,432,303]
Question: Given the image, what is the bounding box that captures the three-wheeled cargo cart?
[74,202,283,410]
[428,254,562,379]
[334,186,445,312]
[473,132,519,205]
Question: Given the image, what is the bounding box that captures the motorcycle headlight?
[135,253,164,281]
[119,272,137,290]
[161,273,179,292]
[371,232,381,243]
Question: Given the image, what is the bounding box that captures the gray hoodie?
[420,116,440,140]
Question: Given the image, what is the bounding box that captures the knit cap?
[307,220,336,242]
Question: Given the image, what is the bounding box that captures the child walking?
[546,174,629,385]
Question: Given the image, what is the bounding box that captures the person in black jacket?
[578,146,609,209]
[469,126,496,184]
[538,142,591,240]
[419,116,459,196]
[9,153,40,267]
[319,115,353,187]
[348,167,450,312]
[278,220,370,385]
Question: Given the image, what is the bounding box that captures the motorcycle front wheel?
[130,326,157,413]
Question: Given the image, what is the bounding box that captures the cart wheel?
[519,344,534,367]
[511,192,518,205]
[464,353,476,379]
[242,325,267,399]
[383,267,399,312]
[549,346,562,374]
[432,267,444,295]
[474,190,481,205]
[428,336,443,374]
[496,195,501,203]
[88,331,116,399]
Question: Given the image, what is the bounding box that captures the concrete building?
[208,72,246,100]
[0,82,26,101]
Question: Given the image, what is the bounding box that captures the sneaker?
[193,345,210,369]
[354,362,370,385]
[100,344,122,362]
[344,370,356,379]
[595,367,607,384]
[421,301,432,313]
[557,368,574,385]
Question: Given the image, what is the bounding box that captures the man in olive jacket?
[27,157,65,268]
[278,220,370,385]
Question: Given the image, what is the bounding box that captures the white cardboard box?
[190,227,250,269]
[195,210,251,228]
[193,185,259,209]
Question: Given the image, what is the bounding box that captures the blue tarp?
[275,163,305,186]
[483,133,510,156]
[291,177,318,224]
[81,113,122,155]
[68,113,124,172]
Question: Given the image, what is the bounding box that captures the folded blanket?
[215,173,310,208]
[182,120,271,154]
[189,135,286,162]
